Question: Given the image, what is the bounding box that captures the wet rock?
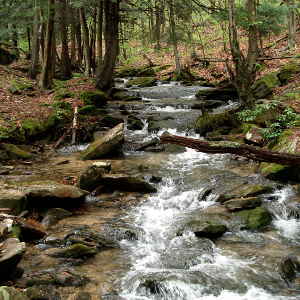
[0,238,26,280]
[178,220,228,239]
[127,115,144,131]
[196,86,238,101]
[217,184,273,203]
[98,174,157,193]
[41,208,72,228]
[235,207,272,230]
[139,279,163,295]
[194,110,239,136]
[17,180,88,210]
[25,267,89,287]
[133,137,160,151]
[0,286,29,300]
[127,77,156,88]
[112,90,141,101]
[224,197,262,212]
[19,219,46,241]
[77,162,111,191]
[80,123,124,160]
[192,100,225,110]
[279,255,300,283]
[0,143,32,161]
[74,291,92,300]
[79,90,108,107]
[260,128,300,182]
[47,243,97,259]
[98,115,124,129]
[149,175,162,184]
[0,189,27,214]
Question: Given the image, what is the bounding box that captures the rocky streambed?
[1,82,300,299]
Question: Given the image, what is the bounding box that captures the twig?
[71,106,78,145]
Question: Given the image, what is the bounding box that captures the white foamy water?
[57,143,89,154]
[267,187,300,240]
[147,105,191,112]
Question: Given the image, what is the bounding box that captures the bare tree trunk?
[288,0,296,49]
[154,0,162,51]
[40,0,55,89]
[96,0,120,91]
[168,0,181,72]
[160,133,300,166]
[97,0,103,66]
[79,8,92,76]
[58,0,71,79]
[29,0,41,79]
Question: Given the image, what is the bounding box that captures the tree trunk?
[28,0,40,79]
[58,0,71,79]
[40,0,55,89]
[97,0,103,66]
[79,8,92,76]
[168,0,181,73]
[96,0,120,91]
[154,0,162,51]
[160,133,300,166]
[288,0,296,49]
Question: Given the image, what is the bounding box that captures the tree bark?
[28,0,41,79]
[58,0,71,79]
[96,0,120,91]
[97,0,104,66]
[40,0,55,89]
[160,133,300,166]
[288,0,296,49]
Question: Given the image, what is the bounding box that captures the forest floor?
[0,30,300,130]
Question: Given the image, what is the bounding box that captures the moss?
[127,77,156,88]
[277,62,300,85]
[235,207,272,230]
[1,143,32,160]
[8,79,34,95]
[252,73,280,98]
[112,91,141,101]
[53,243,97,258]
[79,90,108,107]
[195,111,239,136]
[53,88,75,101]
[171,69,195,83]
[78,105,98,115]
[21,119,44,137]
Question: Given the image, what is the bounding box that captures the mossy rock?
[252,73,280,99]
[53,88,75,101]
[217,184,273,203]
[0,189,28,214]
[21,118,44,138]
[78,105,98,115]
[235,207,272,230]
[49,243,97,259]
[0,286,29,300]
[259,128,300,182]
[0,47,17,65]
[112,91,141,101]
[79,90,108,107]
[127,77,156,88]
[8,79,34,95]
[277,62,300,85]
[195,111,239,136]
[0,143,32,160]
[171,69,196,83]
[196,86,238,101]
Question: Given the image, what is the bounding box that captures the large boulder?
[47,243,97,259]
[0,144,32,161]
[0,188,27,214]
[96,174,157,193]
[77,162,111,191]
[79,90,108,107]
[259,128,300,182]
[224,197,262,212]
[127,115,144,130]
[277,61,300,85]
[252,73,280,99]
[0,238,26,280]
[80,123,124,160]
[127,77,156,88]
[234,207,272,230]
[194,110,239,136]
[196,86,238,101]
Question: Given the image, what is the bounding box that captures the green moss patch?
[79,90,108,107]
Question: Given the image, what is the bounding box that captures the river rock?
[216,184,273,203]
[252,72,280,98]
[0,143,32,161]
[224,197,262,212]
[191,100,225,110]
[0,238,26,279]
[47,243,97,259]
[234,207,272,230]
[127,115,144,130]
[0,287,29,300]
[41,208,72,228]
[127,77,156,88]
[260,128,300,182]
[178,220,228,239]
[279,255,300,283]
[0,188,27,214]
[97,174,157,193]
[196,86,238,101]
[81,123,124,160]
[79,90,108,107]
[277,61,300,85]
[78,162,111,191]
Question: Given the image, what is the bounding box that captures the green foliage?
[238,101,300,140]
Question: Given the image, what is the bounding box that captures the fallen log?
[160,133,300,166]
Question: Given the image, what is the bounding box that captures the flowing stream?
[107,83,300,299]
